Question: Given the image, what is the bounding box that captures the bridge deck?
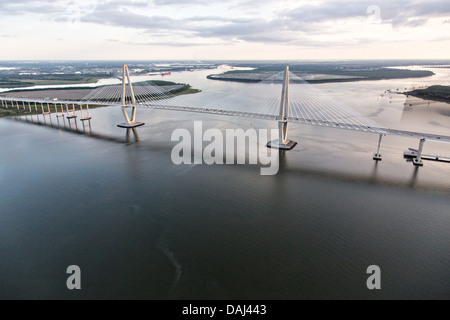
[2,97,450,144]
[146,103,450,144]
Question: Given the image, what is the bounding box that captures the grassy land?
[5,80,186,94]
[0,82,201,118]
[23,78,99,86]
[173,87,201,96]
[0,74,107,88]
[404,85,450,104]
[146,80,178,86]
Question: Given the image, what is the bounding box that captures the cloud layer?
[0,0,449,58]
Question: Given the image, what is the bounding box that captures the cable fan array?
[71,69,385,134]
[75,81,178,105]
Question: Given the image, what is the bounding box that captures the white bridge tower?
[267,66,297,150]
[117,64,145,128]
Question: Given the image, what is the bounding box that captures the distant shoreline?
[207,67,435,84]
[207,75,373,84]
[403,85,450,104]
[0,81,201,118]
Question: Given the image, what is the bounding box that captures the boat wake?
[155,229,182,293]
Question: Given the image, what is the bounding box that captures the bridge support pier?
[118,105,144,128]
[42,102,51,116]
[80,104,91,121]
[373,133,384,161]
[413,139,425,166]
[56,104,65,118]
[66,103,77,119]
[118,64,144,129]
[267,66,297,150]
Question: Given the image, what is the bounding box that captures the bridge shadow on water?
[9,113,133,145]
[274,146,448,193]
[7,114,449,193]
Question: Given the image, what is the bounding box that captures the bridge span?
[1,64,449,166]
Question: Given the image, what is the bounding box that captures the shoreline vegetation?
[0,62,218,88]
[403,85,450,104]
[0,80,201,118]
[0,74,103,88]
[207,65,434,84]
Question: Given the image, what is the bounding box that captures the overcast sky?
[0,0,449,60]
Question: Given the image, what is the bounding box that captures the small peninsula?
[404,85,450,104]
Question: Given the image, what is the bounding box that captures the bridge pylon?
[267,66,297,150]
[117,64,145,128]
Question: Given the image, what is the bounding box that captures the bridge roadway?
[1,96,450,144]
[145,103,450,144]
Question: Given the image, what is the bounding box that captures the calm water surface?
[0,66,449,299]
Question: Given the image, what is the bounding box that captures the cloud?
[125,40,219,47]
[78,0,450,39]
[82,8,176,30]
[183,16,254,24]
[0,0,66,15]
[152,0,214,4]
[392,17,428,28]
[281,0,450,23]
[1,0,449,49]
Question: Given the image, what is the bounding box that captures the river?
[0,64,449,299]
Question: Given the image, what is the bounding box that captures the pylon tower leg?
[267,66,297,150]
[118,64,145,128]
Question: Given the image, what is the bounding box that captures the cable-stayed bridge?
[1,64,449,166]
